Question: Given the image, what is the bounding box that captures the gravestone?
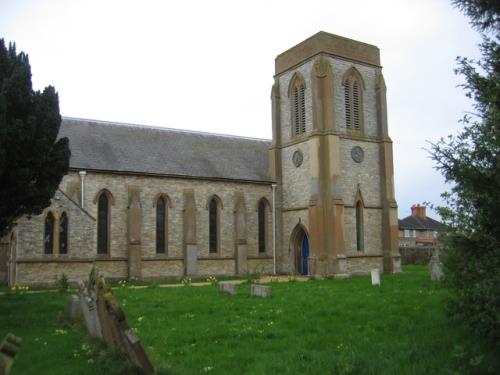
[0,334,21,375]
[371,269,381,286]
[65,295,82,322]
[78,280,102,338]
[251,284,271,298]
[185,245,197,276]
[219,282,238,295]
[429,255,443,281]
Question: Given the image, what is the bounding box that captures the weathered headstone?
[371,269,381,286]
[65,295,82,322]
[219,282,238,295]
[78,280,102,338]
[185,245,197,276]
[0,334,21,375]
[429,256,443,281]
[251,284,271,298]
[94,276,155,374]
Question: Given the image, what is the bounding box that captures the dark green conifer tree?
[430,0,499,343]
[0,39,70,236]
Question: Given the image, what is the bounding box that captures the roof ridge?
[62,116,272,143]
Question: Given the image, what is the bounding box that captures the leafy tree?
[430,1,499,343]
[0,40,70,237]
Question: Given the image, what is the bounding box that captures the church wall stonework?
[15,189,96,259]
[7,32,400,286]
[339,139,381,207]
[281,142,310,209]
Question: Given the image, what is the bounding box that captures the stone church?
[0,32,401,286]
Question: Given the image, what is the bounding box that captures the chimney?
[411,204,426,218]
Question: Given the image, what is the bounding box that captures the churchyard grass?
[1,266,499,374]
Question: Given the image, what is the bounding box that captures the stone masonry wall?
[16,189,96,259]
[15,171,275,284]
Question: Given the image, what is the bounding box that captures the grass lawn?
[1,266,499,374]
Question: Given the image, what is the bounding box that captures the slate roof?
[398,215,444,231]
[59,118,273,183]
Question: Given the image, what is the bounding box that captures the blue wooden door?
[301,235,309,275]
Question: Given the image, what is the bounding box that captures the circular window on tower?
[351,146,364,163]
[292,150,303,167]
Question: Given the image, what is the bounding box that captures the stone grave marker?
[0,333,21,375]
[78,280,102,338]
[77,269,155,374]
[251,284,271,298]
[429,255,443,281]
[371,269,381,286]
[219,282,238,295]
[65,295,82,322]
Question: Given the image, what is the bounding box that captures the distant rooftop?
[398,215,444,231]
[59,117,272,183]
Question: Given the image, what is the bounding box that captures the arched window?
[289,73,306,136]
[59,212,68,254]
[209,197,219,253]
[343,67,365,132]
[44,212,54,254]
[355,201,364,251]
[156,196,167,254]
[258,199,269,254]
[97,192,110,254]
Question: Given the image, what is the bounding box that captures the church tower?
[269,32,401,276]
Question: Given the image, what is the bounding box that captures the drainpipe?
[272,184,277,275]
[79,170,87,208]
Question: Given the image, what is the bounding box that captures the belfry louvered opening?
[343,70,363,132]
[290,74,306,136]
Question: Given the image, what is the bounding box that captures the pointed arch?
[205,194,224,210]
[93,189,114,205]
[153,193,173,208]
[342,66,365,132]
[288,72,306,136]
[290,223,310,275]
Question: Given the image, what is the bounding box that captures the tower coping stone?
[275,31,380,75]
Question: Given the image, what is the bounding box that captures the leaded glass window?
[356,201,364,251]
[59,212,68,254]
[209,198,218,252]
[44,212,54,254]
[97,193,109,254]
[258,200,266,253]
[156,197,166,254]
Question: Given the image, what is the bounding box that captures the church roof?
[398,215,444,231]
[59,118,273,183]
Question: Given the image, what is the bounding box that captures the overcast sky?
[0,0,481,219]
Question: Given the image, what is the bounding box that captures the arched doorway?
[291,225,309,275]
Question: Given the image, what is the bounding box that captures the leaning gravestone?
[429,255,443,281]
[0,334,21,375]
[371,269,381,286]
[78,269,155,374]
[251,284,271,298]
